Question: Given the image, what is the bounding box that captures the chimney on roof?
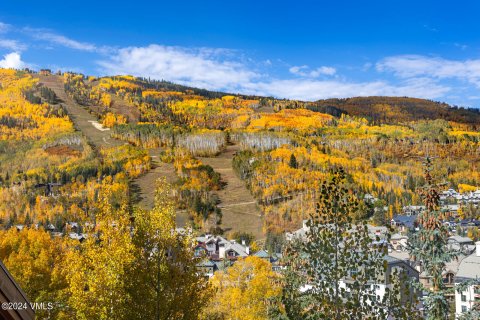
[476,241,480,257]
[246,246,250,255]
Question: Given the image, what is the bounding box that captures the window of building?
[461,305,467,313]
[461,294,467,302]
[443,273,454,284]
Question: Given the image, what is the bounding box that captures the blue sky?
[1,1,480,106]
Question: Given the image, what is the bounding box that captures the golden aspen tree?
[204,256,282,320]
[63,181,135,320]
[127,178,210,320]
[0,227,69,319]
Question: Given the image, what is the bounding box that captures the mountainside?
[1,69,480,319]
[307,96,480,126]
[109,79,480,126]
[106,76,264,100]
[60,73,480,126]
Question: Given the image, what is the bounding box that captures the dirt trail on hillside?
[36,75,121,148]
[132,148,189,226]
[36,75,188,225]
[134,149,177,207]
[200,145,264,239]
[37,76,262,233]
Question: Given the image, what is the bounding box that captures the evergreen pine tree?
[372,199,388,226]
[408,157,457,320]
[24,213,31,226]
[289,153,298,169]
[282,168,420,319]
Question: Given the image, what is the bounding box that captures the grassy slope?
[36,75,121,148]
[200,145,263,239]
[37,75,261,234]
[36,75,188,226]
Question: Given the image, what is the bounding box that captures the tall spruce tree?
[408,157,457,319]
[281,168,420,319]
[289,153,298,169]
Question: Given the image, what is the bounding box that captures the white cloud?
[454,43,468,50]
[0,39,26,51]
[0,21,471,103]
[289,65,304,75]
[38,32,96,51]
[98,44,258,91]
[423,24,438,32]
[289,65,336,77]
[377,55,480,87]
[98,45,452,101]
[26,28,98,52]
[243,77,449,101]
[362,62,373,71]
[0,22,10,33]
[0,52,26,69]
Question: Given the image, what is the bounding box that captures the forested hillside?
[57,72,480,236]
[307,96,480,125]
[1,69,480,319]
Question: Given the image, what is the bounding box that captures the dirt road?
[200,145,263,239]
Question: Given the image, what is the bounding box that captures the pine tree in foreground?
[408,157,457,320]
[281,168,420,320]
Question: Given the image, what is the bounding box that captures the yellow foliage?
[141,90,183,98]
[0,69,74,140]
[64,181,135,319]
[102,112,127,128]
[458,183,478,193]
[100,145,151,178]
[97,77,139,91]
[170,97,254,129]
[248,109,333,132]
[0,228,67,306]
[205,256,282,320]
[99,92,112,108]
